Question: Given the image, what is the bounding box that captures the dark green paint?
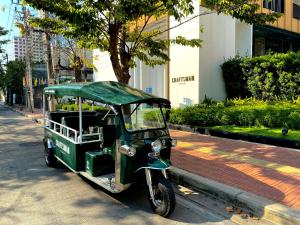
[147,158,170,169]
[85,151,114,176]
[44,81,170,106]
[51,133,77,170]
[43,82,173,186]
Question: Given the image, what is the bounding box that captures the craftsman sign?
[172,76,195,83]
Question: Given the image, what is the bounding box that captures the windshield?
[122,103,165,132]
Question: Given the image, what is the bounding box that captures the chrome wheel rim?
[152,186,163,207]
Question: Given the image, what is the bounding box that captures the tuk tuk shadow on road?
[75,175,227,224]
[0,142,73,192]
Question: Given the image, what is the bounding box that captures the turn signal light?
[119,145,136,157]
[171,139,177,147]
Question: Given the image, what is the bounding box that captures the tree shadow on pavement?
[170,130,300,211]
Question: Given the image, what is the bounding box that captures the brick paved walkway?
[170,130,300,210]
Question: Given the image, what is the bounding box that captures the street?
[0,104,234,225]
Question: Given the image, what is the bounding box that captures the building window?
[294,0,300,19]
[263,0,284,13]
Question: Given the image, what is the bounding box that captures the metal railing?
[45,118,78,143]
[44,118,103,144]
[80,127,103,144]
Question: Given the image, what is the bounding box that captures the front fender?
[44,138,54,149]
[135,158,171,172]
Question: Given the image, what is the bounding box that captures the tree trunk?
[108,23,131,84]
[74,67,82,82]
[74,56,83,82]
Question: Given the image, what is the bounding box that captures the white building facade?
[93,1,253,108]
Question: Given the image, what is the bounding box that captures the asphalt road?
[0,104,234,225]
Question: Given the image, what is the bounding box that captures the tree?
[24,0,280,84]
[1,60,25,105]
[0,26,8,54]
[0,26,8,101]
[53,37,92,82]
[0,62,5,94]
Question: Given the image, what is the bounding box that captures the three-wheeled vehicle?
[42,81,177,217]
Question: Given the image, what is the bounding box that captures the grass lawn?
[209,125,300,141]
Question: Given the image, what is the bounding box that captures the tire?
[148,175,176,217]
[44,140,57,167]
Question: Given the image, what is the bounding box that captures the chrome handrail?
[45,118,102,144]
[45,118,78,142]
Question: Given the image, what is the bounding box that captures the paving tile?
[171,130,300,168]
[170,129,300,210]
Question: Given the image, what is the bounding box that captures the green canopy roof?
[44,81,170,106]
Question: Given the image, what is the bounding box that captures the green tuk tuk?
[42,81,177,217]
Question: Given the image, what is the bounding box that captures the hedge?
[221,56,249,99]
[168,98,300,129]
[57,103,107,112]
[222,52,300,100]
[145,98,300,130]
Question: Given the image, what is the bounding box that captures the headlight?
[119,145,136,157]
[151,139,162,153]
[171,139,177,147]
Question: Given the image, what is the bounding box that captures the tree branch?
[131,15,152,53]
[135,0,253,48]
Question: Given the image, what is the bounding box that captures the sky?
[0,0,22,61]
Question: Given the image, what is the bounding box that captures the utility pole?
[23,7,34,112]
[42,11,54,85]
[42,10,56,111]
[13,0,34,112]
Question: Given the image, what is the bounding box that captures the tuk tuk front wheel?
[147,175,176,217]
[44,142,57,167]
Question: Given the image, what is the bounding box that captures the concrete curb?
[169,167,300,225]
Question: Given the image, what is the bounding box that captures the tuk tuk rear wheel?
[148,175,176,217]
[44,143,57,167]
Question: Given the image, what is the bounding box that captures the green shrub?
[278,71,300,99]
[287,111,300,129]
[169,98,300,129]
[92,105,109,112]
[57,103,63,109]
[222,52,300,100]
[62,105,68,110]
[59,103,108,112]
[82,103,90,111]
[221,56,250,98]
[66,104,74,111]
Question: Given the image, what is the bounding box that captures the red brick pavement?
[170,130,300,210]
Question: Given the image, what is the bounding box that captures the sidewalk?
[4,104,44,120]
[170,129,300,223]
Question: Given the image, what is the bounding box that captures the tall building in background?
[12,36,25,60]
[13,30,44,62]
